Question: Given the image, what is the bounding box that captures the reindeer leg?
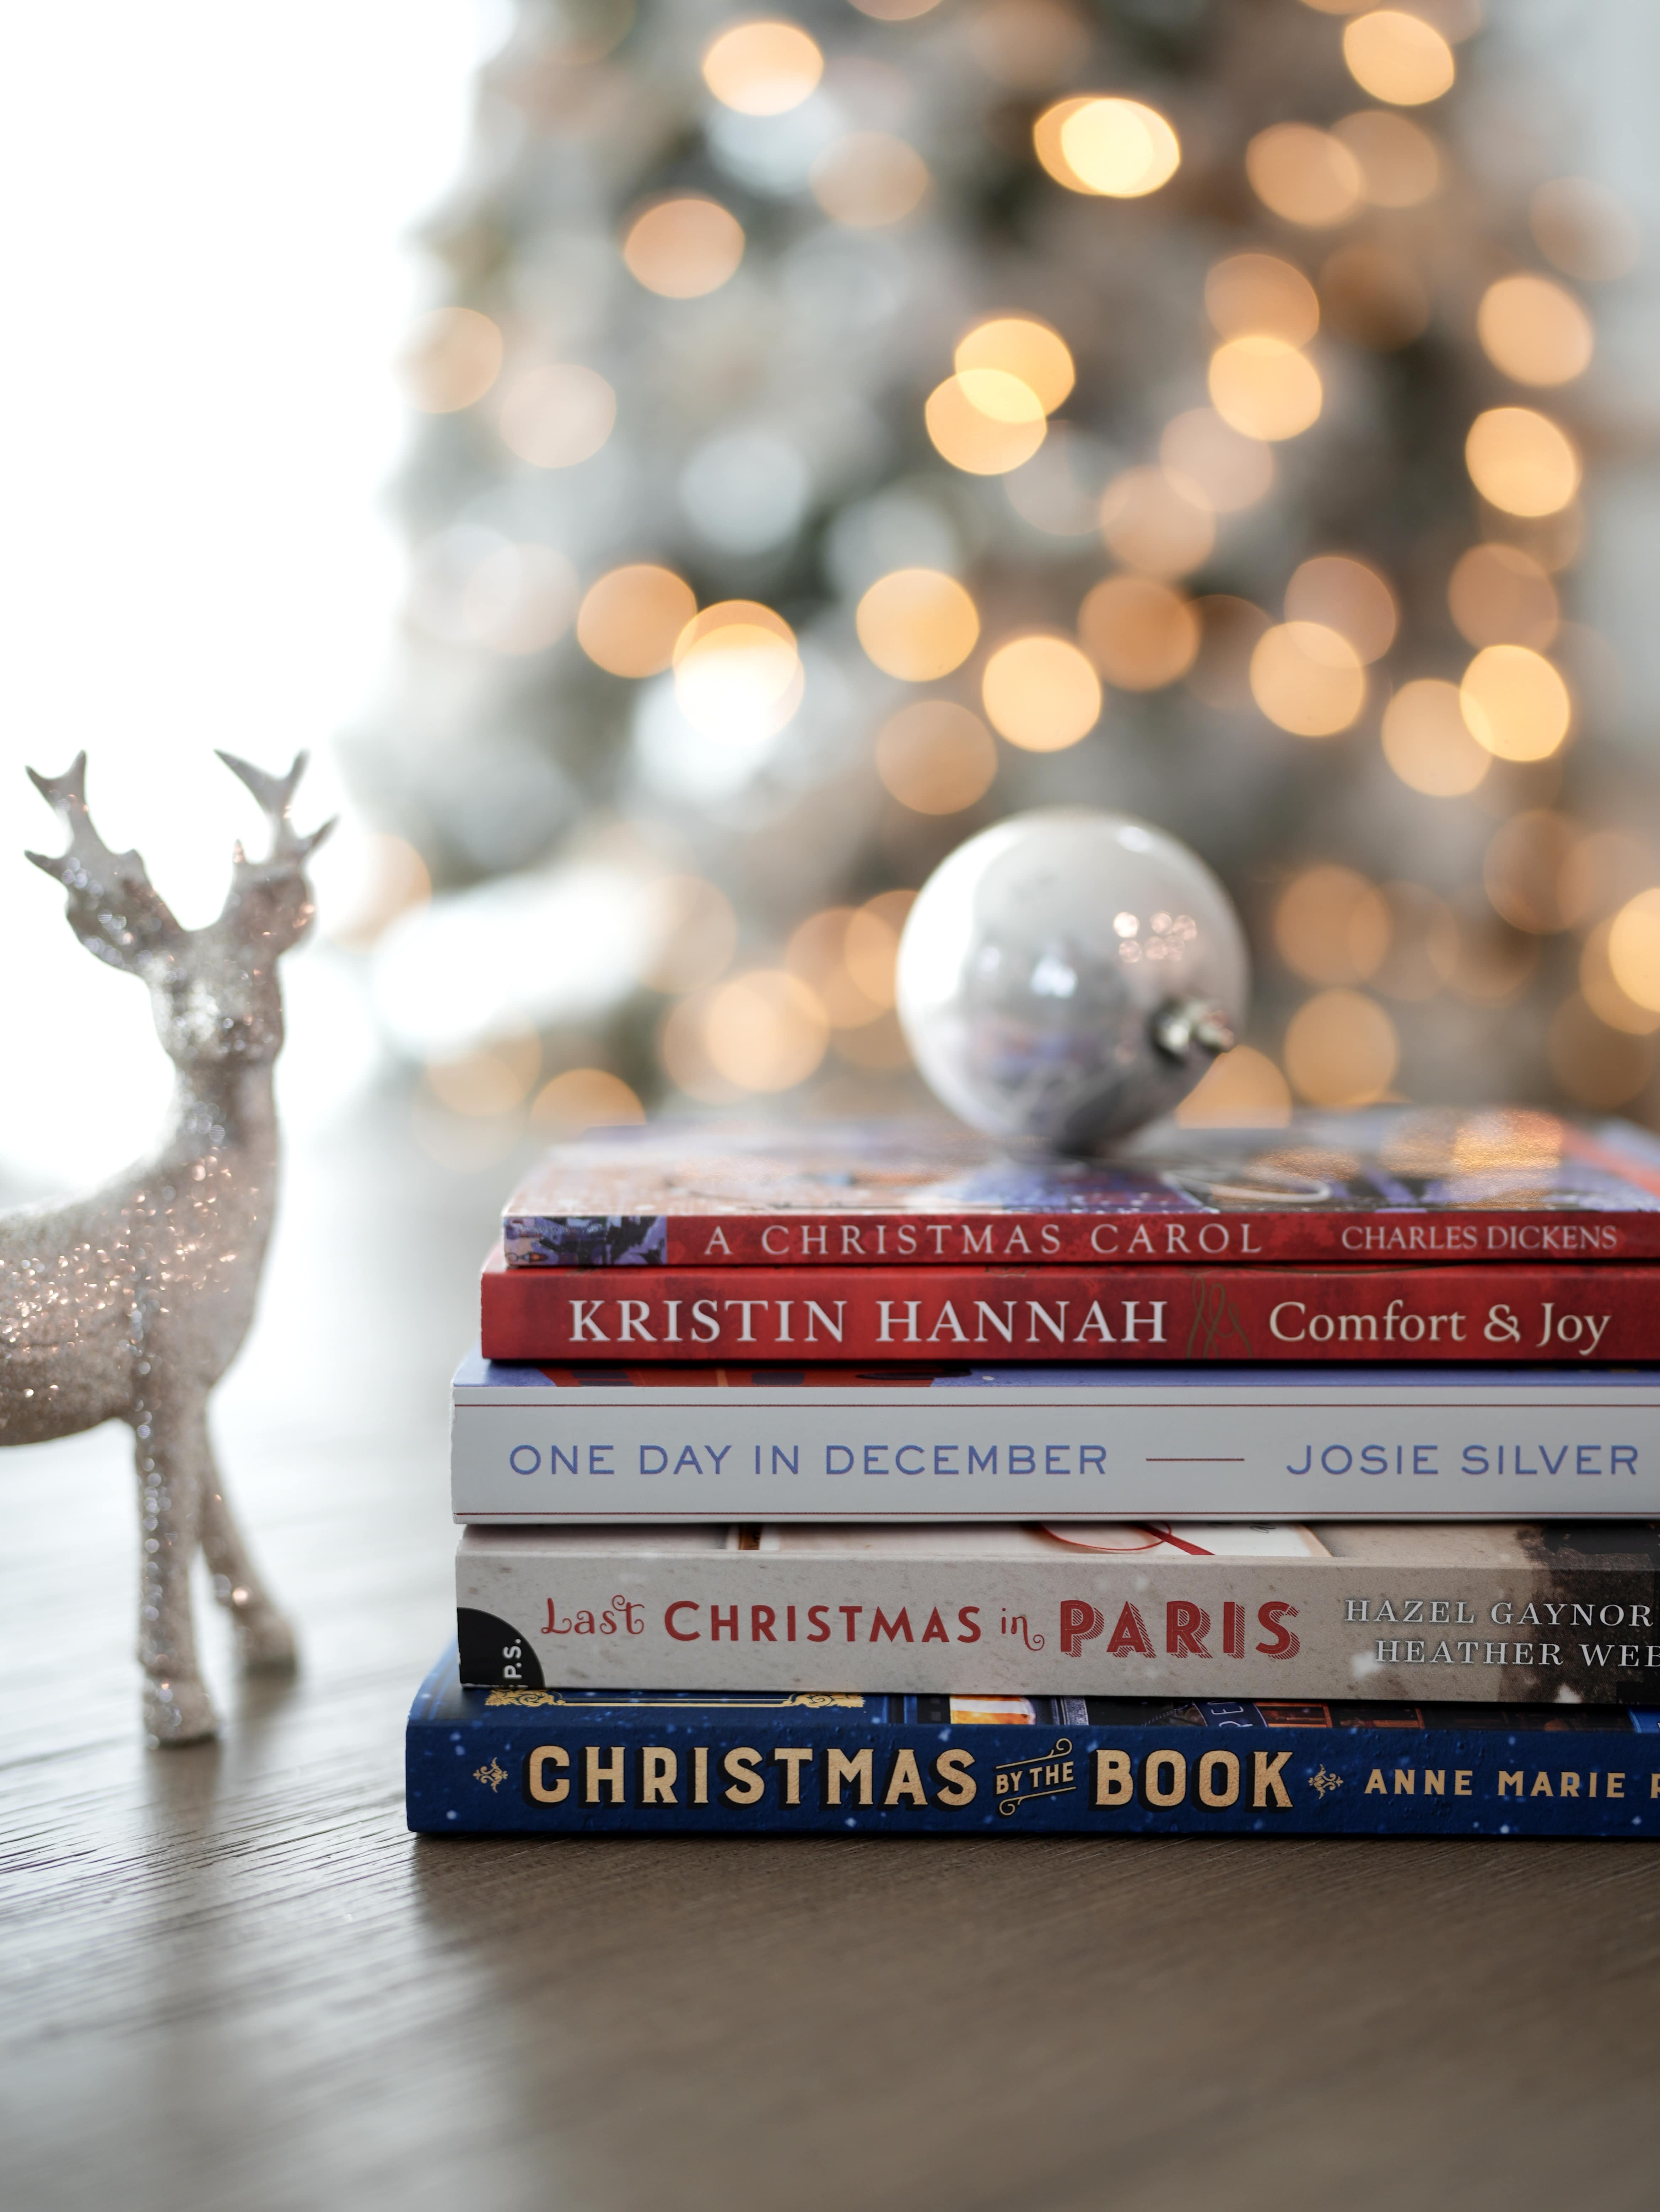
[134,1395,217,1744]
[200,1445,297,1674]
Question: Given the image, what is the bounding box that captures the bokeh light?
[925,370,1047,474]
[1483,811,1579,934]
[1476,274,1594,387]
[955,318,1075,413]
[461,544,578,654]
[705,968,829,1089]
[1381,678,1490,796]
[638,875,739,993]
[1547,994,1655,1108]
[530,1067,646,1133]
[1077,576,1201,691]
[1160,409,1274,512]
[810,133,929,227]
[701,21,824,115]
[1341,11,1455,106]
[1042,97,1181,197]
[875,701,998,814]
[1459,644,1572,761]
[1284,988,1400,1104]
[1332,108,1441,205]
[1318,242,1430,347]
[1250,622,1366,735]
[855,568,980,680]
[1465,407,1581,517]
[1284,555,1396,661]
[787,908,890,1027]
[1208,335,1323,440]
[981,635,1103,750]
[1446,544,1559,650]
[397,307,503,413]
[623,197,745,297]
[673,600,802,739]
[1098,467,1216,575]
[1530,176,1642,281]
[577,564,698,677]
[1204,253,1321,344]
[1607,890,1660,1014]
[849,0,943,17]
[1175,1045,1293,1127]
[498,364,616,468]
[1581,920,1660,1036]
[426,1028,541,1115]
[1246,124,1364,227]
[846,890,916,1006]
[1559,831,1656,929]
[1275,864,1390,984]
[969,0,1090,88]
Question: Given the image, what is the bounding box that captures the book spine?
[454,1542,1660,1705]
[482,1260,1658,1364]
[449,1389,1657,1521]
[407,1694,1660,1837]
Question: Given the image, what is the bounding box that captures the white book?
[451,1351,1660,1523]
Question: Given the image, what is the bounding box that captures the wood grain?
[3,1105,1658,2212]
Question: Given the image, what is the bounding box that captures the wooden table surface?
[4,1104,1657,2212]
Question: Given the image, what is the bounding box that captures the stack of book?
[406,1107,1660,1839]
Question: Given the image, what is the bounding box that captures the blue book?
[406,1645,1660,1839]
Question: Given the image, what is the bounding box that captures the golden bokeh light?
[1098,467,1216,576]
[1174,1046,1293,1128]
[1204,253,1321,344]
[849,0,942,18]
[1559,830,1656,929]
[1483,810,1578,934]
[1547,994,1655,1108]
[1375,881,1460,1002]
[786,909,888,1027]
[426,1030,541,1117]
[1208,336,1323,441]
[639,874,738,994]
[577,564,697,677]
[955,318,1075,413]
[498,364,616,469]
[810,133,929,228]
[530,1068,646,1134]
[325,832,432,950]
[1031,97,1093,190]
[1381,678,1489,796]
[1465,407,1581,517]
[701,20,823,114]
[1318,242,1430,348]
[1249,622,1366,736]
[855,569,980,681]
[1476,273,1594,387]
[1160,409,1275,513]
[673,600,802,738]
[981,634,1103,751]
[704,969,830,1090]
[1342,10,1455,105]
[1078,576,1201,691]
[1581,920,1660,1036]
[1531,176,1642,283]
[1607,890,1660,1015]
[1284,988,1399,1105]
[847,891,915,1008]
[875,701,998,814]
[397,307,504,414]
[1285,555,1397,662]
[622,197,745,298]
[968,0,1090,90]
[924,370,1047,474]
[1245,124,1364,228]
[1447,543,1558,650]
[1459,644,1572,762]
[1275,865,1391,986]
[659,991,744,1104]
[1055,97,1181,197]
[461,544,578,655]
[1333,107,1442,206]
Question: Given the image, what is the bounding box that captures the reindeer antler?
[25,753,182,970]
[216,749,334,868]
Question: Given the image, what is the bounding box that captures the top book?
[502,1108,1660,1269]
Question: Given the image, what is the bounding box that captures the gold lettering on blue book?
[994,1736,1076,1816]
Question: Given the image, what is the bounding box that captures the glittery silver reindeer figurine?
[4,752,332,1743]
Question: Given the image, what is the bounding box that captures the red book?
[500,1110,1660,1268]
[480,1249,1660,1365]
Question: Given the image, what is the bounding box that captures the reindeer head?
[26,752,334,1070]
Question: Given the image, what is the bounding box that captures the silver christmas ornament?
[2,751,332,1744]
[895,807,1249,1155]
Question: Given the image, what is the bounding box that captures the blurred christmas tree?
[352,0,1656,1153]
